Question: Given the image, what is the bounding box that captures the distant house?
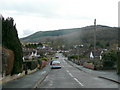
[23,50,40,61]
[89,49,106,60]
[117,47,120,51]
[90,52,94,59]
[29,50,40,58]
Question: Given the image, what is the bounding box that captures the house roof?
[91,51,102,57]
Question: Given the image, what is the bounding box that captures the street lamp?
[94,19,96,59]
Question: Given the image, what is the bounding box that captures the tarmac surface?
[37,55,119,88]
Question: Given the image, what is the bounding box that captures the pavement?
[2,64,51,88]
[0,69,38,85]
[65,59,120,84]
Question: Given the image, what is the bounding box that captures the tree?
[2,17,23,74]
[101,50,117,68]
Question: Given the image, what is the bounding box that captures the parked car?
[51,60,61,69]
[50,59,57,65]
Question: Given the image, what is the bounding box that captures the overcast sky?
[0,0,119,38]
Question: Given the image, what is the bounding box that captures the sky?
[0,0,119,38]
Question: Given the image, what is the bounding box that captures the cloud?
[22,29,34,37]
[0,0,119,38]
[0,0,59,18]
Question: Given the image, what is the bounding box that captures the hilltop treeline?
[2,16,23,74]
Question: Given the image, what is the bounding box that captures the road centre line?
[74,78,84,86]
[68,73,73,77]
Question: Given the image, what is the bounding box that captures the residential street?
[2,53,119,89]
[37,53,119,88]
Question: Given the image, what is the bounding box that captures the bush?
[2,48,14,75]
[68,55,78,59]
[101,50,117,68]
[40,57,49,61]
[27,61,38,70]
[102,60,114,68]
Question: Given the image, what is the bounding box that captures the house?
[23,50,40,61]
[90,52,94,59]
[29,50,40,59]
[89,49,106,60]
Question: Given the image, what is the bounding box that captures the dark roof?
[92,51,102,57]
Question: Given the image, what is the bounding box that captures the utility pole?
[94,19,96,59]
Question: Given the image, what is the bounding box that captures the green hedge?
[27,61,38,70]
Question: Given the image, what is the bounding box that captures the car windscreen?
[52,61,60,64]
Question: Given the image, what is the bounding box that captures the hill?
[21,25,118,49]
[21,28,81,42]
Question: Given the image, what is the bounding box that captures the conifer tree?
[2,17,23,74]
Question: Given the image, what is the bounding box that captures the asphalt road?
[37,53,119,88]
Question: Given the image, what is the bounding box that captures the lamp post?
[94,19,96,59]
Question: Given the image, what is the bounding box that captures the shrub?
[101,50,117,68]
[102,60,114,68]
[27,61,38,70]
[68,55,78,59]
[41,57,49,61]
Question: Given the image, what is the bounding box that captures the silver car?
[51,60,61,69]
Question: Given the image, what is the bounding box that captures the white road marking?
[66,70,69,73]
[68,73,73,77]
[49,81,53,86]
[74,78,84,86]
